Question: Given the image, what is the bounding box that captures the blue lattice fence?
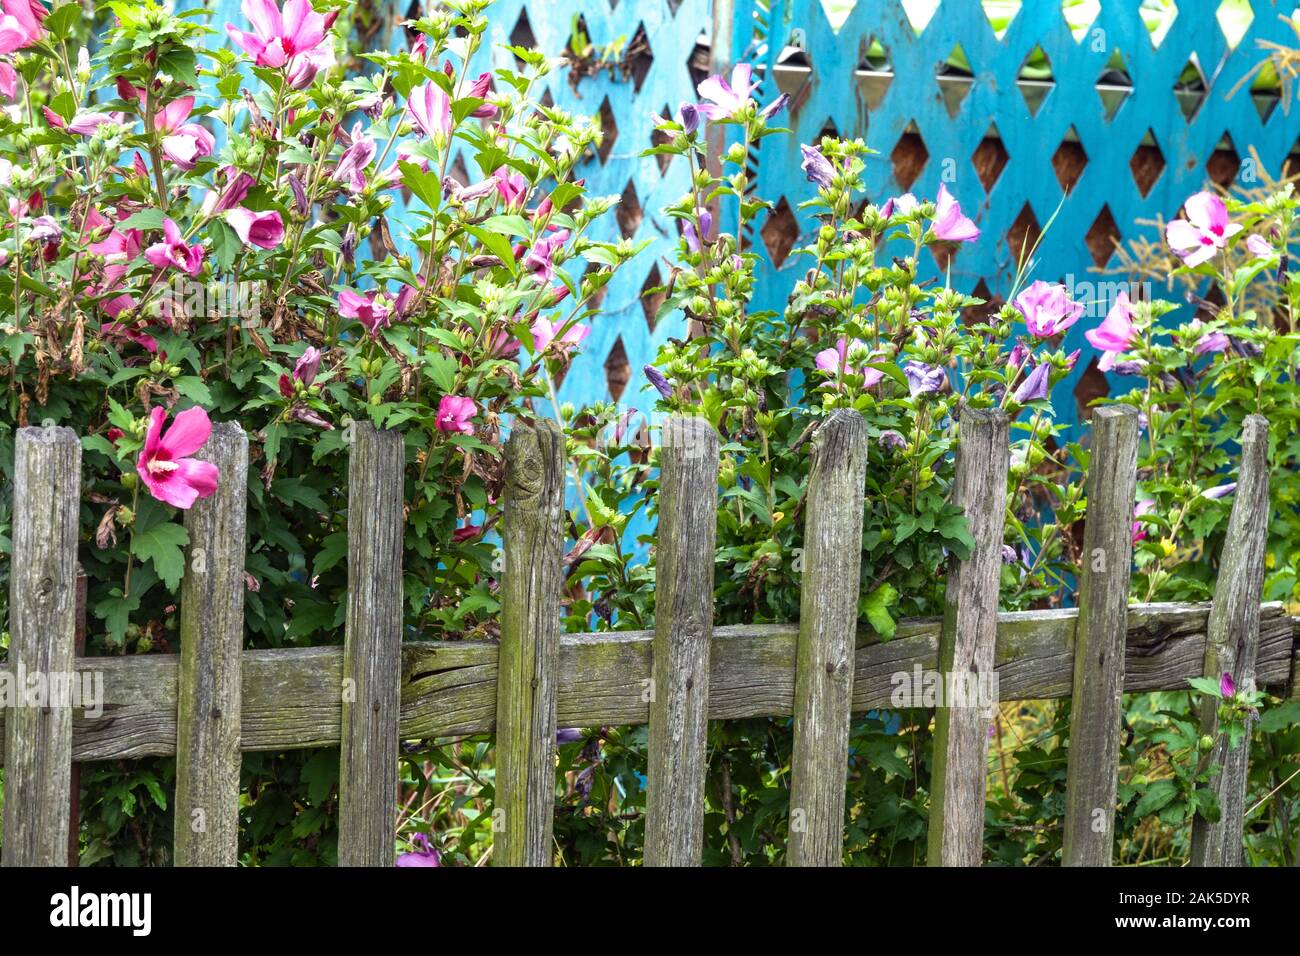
[455,0,1300,437]
[204,1,1300,431]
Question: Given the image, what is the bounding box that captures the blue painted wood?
[206,1,1300,440]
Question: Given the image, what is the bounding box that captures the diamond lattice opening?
[509,8,535,68]
[1097,51,1132,121]
[938,43,973,117]
[1149,2,1179,48]
[641,262,667,332]
[972,123,1009,193]
[617,180,642,241]
[857,35,893,110]
[1175,56,1208,122]
[761,197,800,269]
[1007,203,1042,262]
[1065,0,1100,41]
[1018,45,1054,117]
[605,337,631,402]
[891,126,928,191]
[651,105,674,175]
[1085,204,1121,268]
[1129,130,1166,198]
[903,0,939,35]
[820,0,860,31]
[596,96,618,165]
[1051,128,1087,193]
[627,22,654,93]
[1074,355,1111,422]
[1216,0,1254,50]
[1206,132,1241,189]
[984,0,1022,39]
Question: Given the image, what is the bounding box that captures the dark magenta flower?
[1220,671,1235,698]
[395,833,441,867]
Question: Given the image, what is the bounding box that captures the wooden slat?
[494,419,565,867]
[338,423,405,867]
[1191,414,1270,867]
[0,603,1292,763]
[2,427,81,866]
[787,409,869,867]
[1063,405,1140,866]
[645,416,719,866]
[174,422,249,867]
[927,406,1008,867]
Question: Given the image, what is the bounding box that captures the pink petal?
[175,457,220,500]
[224,24,267,60]
[241,0,283,40]
[1164,218,1202,252]
[161,405,213,458]
[1183,190,1226,234]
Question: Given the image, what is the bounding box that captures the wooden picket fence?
[0,405,1295,867]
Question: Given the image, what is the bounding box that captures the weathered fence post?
[927,406,1008,867]
[787,409,869,867]
[494,419,565,866]
[645,416,719,867]
[174,422,248,866]
[2,426,81,867]
[1063,405,1140,866]
[1191,414,1270,867]
[338,423,405,867]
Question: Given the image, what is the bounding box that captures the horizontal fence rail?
[0,604,1294,760]
[1,412,1294,867]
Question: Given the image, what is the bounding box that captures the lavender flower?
[644,364,673,399]
[800,144,834,189]
[878,429,907,451]
[1013,361,1050,403]
[903,361,946,396]
[1201,482,1237,500]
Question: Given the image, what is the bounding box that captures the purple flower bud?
[644,364,673,399]
[288,173,308,217]
[1220,671,1235,698]
[1201,482,1237,500]
[1000,544,1018,564]
[556,728,584,744]
[1013,360,1050,403]
[800,144,835,189]
[1112,360,1147,375]
[759,92,789,119]
[679,102,700,135]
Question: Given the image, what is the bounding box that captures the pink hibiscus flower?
[931,184,979,243]
[224,207,285,249]
[0,0,46,56]
[136,406,221,509]
[1084,291,1138,371]
[145,217,205,276]
[225,0,337,70]
[1165,191,1242,267]
[435,395,477,435]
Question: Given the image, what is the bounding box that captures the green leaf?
[862,583,898,639]
[131,521,190,592]
[174,375,213,405]
[1132,780,1178,818]
[119,209,167,232]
